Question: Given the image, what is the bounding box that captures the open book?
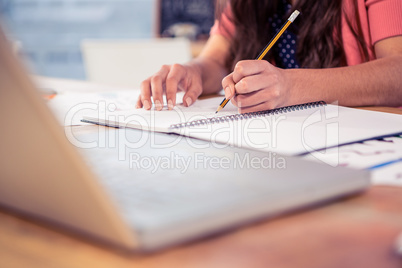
[82,96,402,155]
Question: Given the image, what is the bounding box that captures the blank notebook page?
[83,97,402,156]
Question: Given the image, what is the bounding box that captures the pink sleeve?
[366,0,402,44]
[342,0,402,65]
[210,5,235,41]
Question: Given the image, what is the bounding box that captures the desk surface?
[2,78,402,268]
[1,186,402,268]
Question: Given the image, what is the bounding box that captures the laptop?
[0,26,370,251]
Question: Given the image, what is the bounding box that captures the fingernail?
[155,100,162,110]
[143,100,151,110]
[185,97,193,107]
[167,99,174,110]
[224,86,231,98]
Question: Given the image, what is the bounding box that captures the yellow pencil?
[215,10,300,114]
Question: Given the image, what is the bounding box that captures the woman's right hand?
[136,63,203,111]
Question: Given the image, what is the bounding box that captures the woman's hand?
[222,60,290,113]
[136,63,203,111]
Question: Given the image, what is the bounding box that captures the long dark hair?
[216,0,369,71]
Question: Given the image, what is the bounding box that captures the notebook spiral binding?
[169,101,327,129]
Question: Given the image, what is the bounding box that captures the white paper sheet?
[83,97,402,156]
[47,90,143,126]
[303,135,402,186]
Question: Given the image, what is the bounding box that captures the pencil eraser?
[289,10,300,22]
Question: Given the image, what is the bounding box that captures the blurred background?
[0,0,214,86]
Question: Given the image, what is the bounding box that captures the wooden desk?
[1,186,402,268]
[1,78,402,268]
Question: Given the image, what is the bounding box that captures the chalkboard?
[159,0,215,39]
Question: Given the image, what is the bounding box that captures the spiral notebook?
[82,96,402,155]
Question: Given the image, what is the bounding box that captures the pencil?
[215,10,300,114]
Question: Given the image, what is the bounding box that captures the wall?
[0,0,156,79]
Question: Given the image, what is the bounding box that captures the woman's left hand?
[222,60,290,113]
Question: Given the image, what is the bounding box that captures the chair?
[81,38,192,88]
